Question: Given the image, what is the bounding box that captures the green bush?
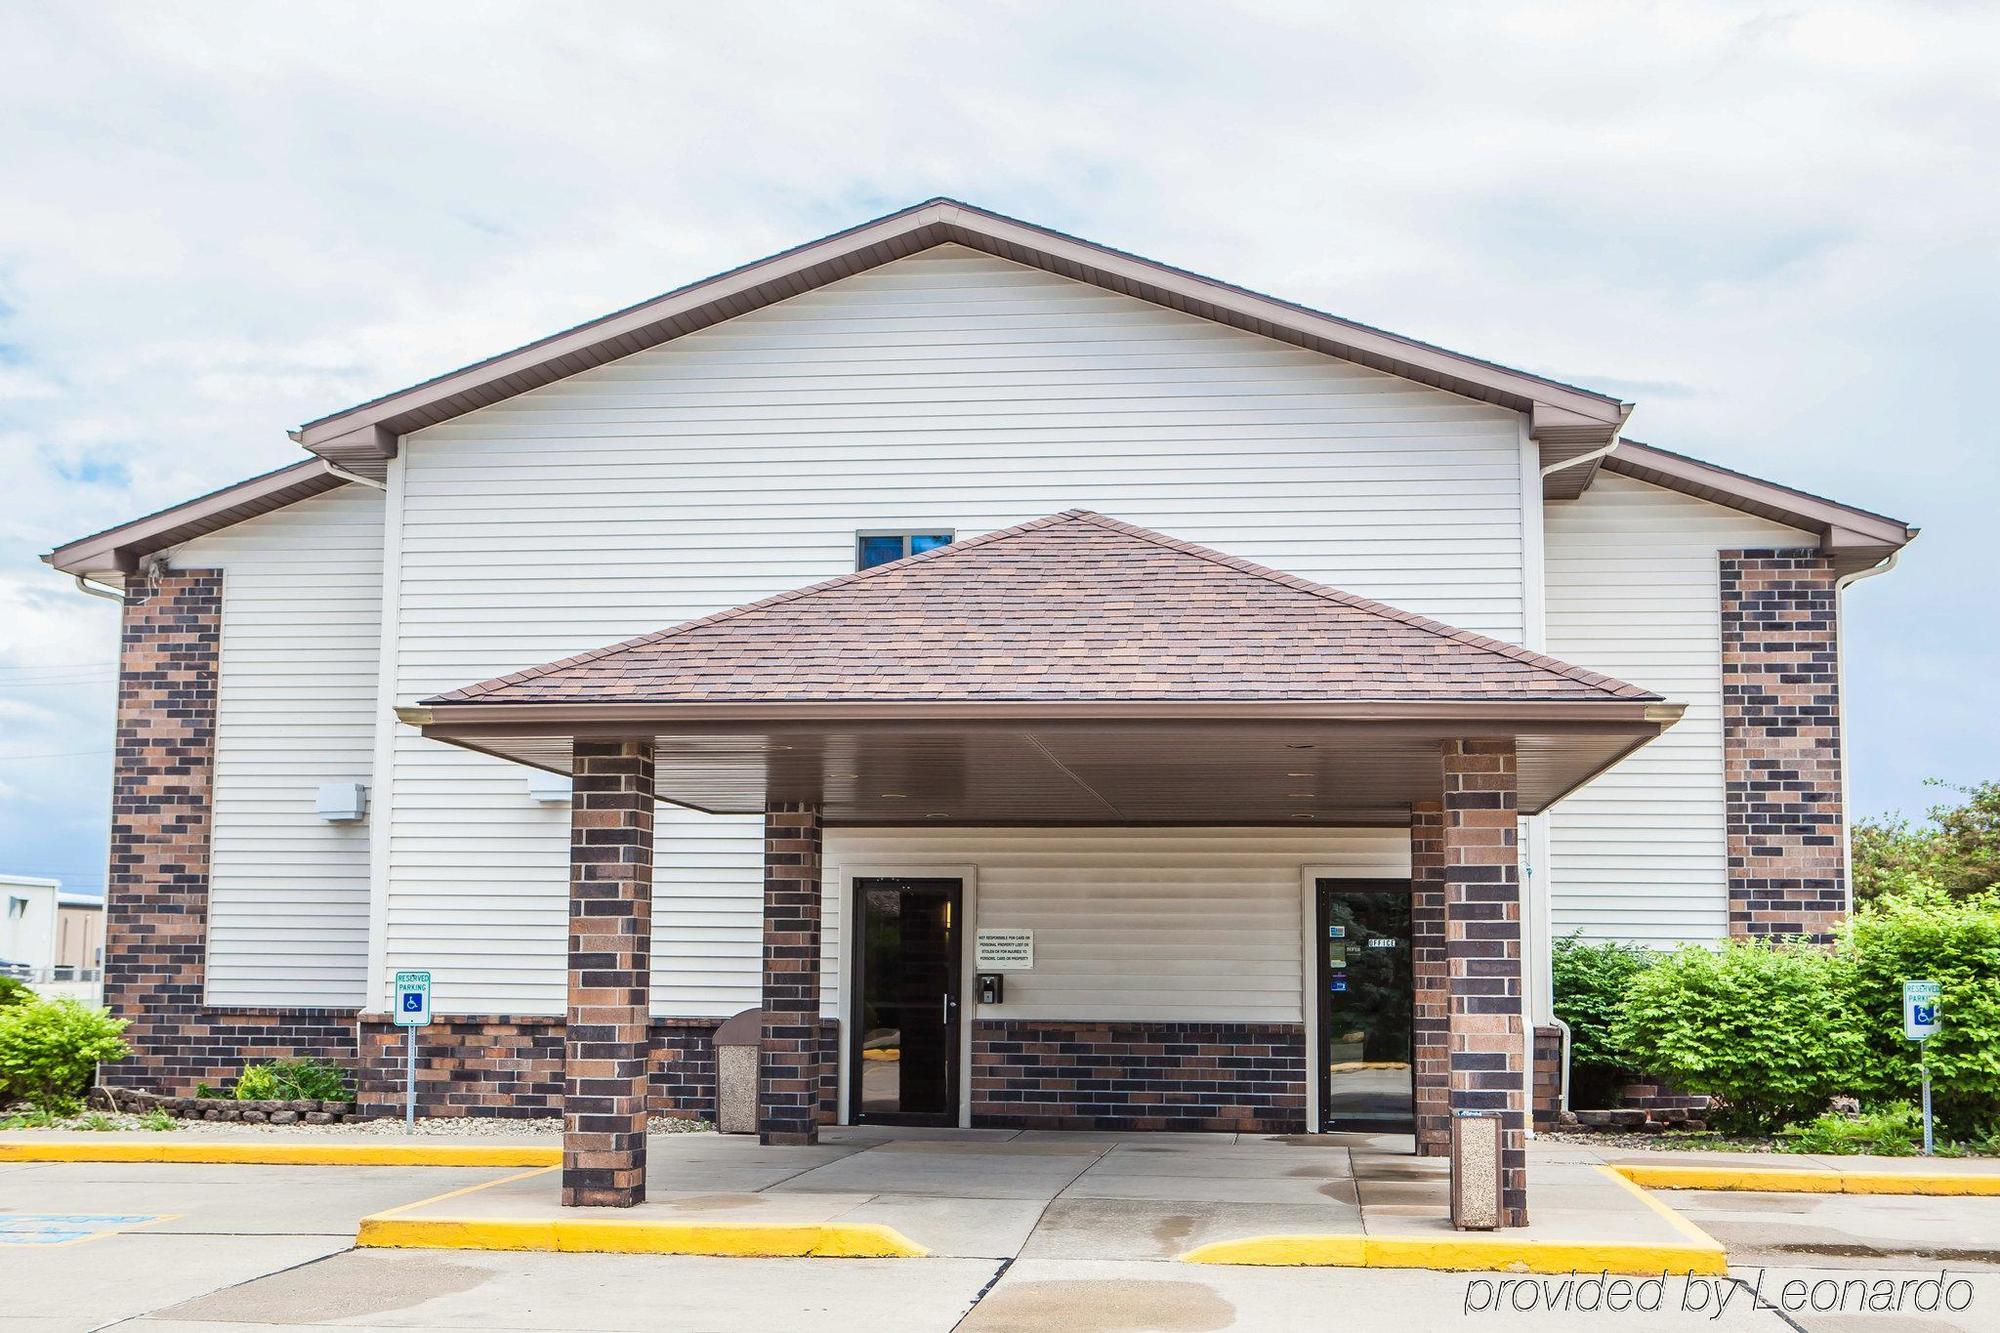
[0,976,33,1009]
[0,999,130,1114]
[1611,939,1864,1132]
[234,1058,348,1102]
[1842,886,2000,1136]
[1853,780,2000,903]
[1551,935,1655,1105]
[1778,1103,1923,1156]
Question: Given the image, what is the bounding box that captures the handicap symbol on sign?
[1913,1004,1937,1027]
[402,992,423,1012]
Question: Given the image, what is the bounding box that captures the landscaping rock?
[269,1110,299,1125]
[1574,1109,1648,1129]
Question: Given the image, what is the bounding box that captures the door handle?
[942,993,956,1023]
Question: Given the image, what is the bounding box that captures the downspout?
[1832,549,1902,916]
[1550,1015,1574,1117]
[1530,424,1622,1117]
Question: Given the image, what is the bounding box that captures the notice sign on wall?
[975,928,1034,971]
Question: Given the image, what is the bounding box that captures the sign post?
[393,970,433,1129]
[1903,980,1941,1156]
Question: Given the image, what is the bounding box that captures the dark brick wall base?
[1532,1024,1563,1132]
[970,1019,1307,1133]
[102,1008,358,1094]
[352,1015,840,1121]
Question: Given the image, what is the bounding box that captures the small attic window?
[857,531,953,571]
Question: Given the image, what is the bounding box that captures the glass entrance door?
[1316,881,1415,1131]
[851,877,962,1125]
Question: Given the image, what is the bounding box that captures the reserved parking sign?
[394,970,432,1028]
[1903,980,1940,1041]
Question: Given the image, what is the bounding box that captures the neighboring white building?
[46,201,1915,1209]
[1,873,60,976]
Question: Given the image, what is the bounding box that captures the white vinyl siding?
[1543,472,1813,946]
[382,245,1522,1015]
[826,826,1410,1024]
[176,486,382,1005]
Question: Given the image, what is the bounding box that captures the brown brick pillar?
[103,568,222,1091]
[1720,551,1844,941]
[1442,739,1527,1227]
[1410,800,1450,1156]
[760,802,823,1145]
[563,740,655,1207]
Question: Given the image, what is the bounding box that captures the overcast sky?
[2,2,1994,896]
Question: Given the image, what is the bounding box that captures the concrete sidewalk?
[357,1125,1711,1271]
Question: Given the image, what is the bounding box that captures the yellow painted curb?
[357,1214,929,1258]
[0,1141,560,1168]
[1612,1163,2000,1197]
[1181,1169,1727,1276]
[1180,1233,1726,1277]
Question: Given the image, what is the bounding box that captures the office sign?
[975,928,1034,971]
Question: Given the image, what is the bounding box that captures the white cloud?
[0,0,1992,894]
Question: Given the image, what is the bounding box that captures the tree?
[1853,780,2000,903]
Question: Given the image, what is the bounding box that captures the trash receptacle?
[1450,1109,1504,1230]
[714,1007,763,1135]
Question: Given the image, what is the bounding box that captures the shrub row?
[0,997,130,1115]
[1555,886,2000,1136]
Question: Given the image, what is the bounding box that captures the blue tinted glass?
[908,533,952,554]
[858,535,906,569]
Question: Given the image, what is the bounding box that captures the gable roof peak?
[296,199,1628,485]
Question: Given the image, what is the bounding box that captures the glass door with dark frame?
[1317,881,1415,1132]
[851,877,962,1125]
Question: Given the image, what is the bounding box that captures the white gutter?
[72,574,124,603]
[1539,436,1622,480]
[321,459,388,492]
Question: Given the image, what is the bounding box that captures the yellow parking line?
[368,1165,561,1220]
[357,1214,928,1258]
[1597,1164,1729,1249]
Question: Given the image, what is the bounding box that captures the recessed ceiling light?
[923,812,949,820]
[879,792,908,799]
[1286,771,1313,778]
[1291,812,1317,820]
[829,772,860,780]
[1287,791,1314,798]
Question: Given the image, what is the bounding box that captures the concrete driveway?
[6,1130,2000,1330]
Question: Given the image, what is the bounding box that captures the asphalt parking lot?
[6,1156,2000,1331]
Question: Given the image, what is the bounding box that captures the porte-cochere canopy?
[404,510,1680,824]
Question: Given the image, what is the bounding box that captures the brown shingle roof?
[426,511,1658,707]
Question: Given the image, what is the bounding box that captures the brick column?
[1720,551,1844,941]
[563,740,655,1208]
[1442,739,1527,1227]
[103,568,222,1090]
[1410,800,1451,1156]
[760,802,823,1145]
